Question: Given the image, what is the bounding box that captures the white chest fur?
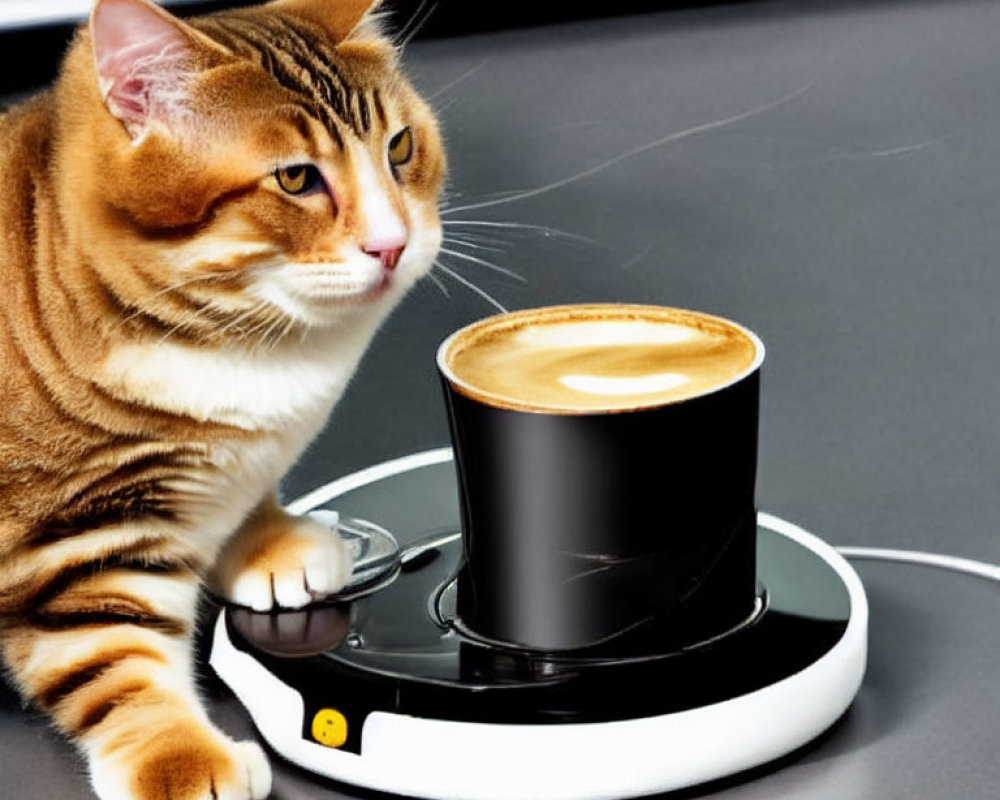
[102,332,368,430]
[101,331,377,542]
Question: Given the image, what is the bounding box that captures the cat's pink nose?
[366,246,404,270]
[364,239,406,271]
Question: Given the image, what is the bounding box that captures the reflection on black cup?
[437,304,764,654]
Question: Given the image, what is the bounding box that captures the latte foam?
[438,305,762,413]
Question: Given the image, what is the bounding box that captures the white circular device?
[210,448,867,800]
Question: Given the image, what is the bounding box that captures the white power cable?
[836,546,1000,583]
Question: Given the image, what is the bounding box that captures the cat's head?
[58,0,445,339]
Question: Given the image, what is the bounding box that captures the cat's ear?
[90,0,229,139]
[269,0,382,42]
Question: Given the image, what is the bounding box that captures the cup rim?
[436,303,766,415]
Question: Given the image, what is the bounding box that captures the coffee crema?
[438,304,763,414]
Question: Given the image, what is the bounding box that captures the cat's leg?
[1,563,271,800]
[210,494,352,611]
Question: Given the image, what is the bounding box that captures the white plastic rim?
[285,447,454,516]
[213,450,868,800]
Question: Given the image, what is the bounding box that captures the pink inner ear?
[92,0,195,134]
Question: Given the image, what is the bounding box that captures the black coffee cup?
[437,304,764,655]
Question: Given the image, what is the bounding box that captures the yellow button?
[311,708,348,748]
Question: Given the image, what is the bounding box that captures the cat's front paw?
[217,510,353,612]
[88,725,270,800]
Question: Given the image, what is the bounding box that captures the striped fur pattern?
[0,0,445,798]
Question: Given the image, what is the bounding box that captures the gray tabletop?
[5,0,1000,797]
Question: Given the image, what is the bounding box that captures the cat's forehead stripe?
[372,89,387,129]
[358,92,371,133]
[200,14,377,146]
[205,15,351,138]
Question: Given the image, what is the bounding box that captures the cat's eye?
[275,164,322,196]
[388,127,414,169]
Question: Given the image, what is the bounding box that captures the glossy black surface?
[441,368,761,652]
[223,457,852,754]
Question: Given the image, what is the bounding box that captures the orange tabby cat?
[0,0,445,797]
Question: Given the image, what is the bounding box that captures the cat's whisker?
[431,97,460,116]
[156,297,237,345]
[440,76,821,216]
[259,318,284,350]
[438,247,527,284]
[218,301,270,341]
[241,305,285,347]
[222,312,258,343]
[155,313,204,346]
[153,300,217,345]
[440,234,508,255]
[394,0,437,49]
[252,301,301,351]
[245,312,282,350]
[619,245,653,272]
[265,314,301,352]
[425,59,492,102]
[433,261,509,313]
[443,219,602,247]
[439,188,467,207]
[156,294,267,347]
[116,272,227,329]
[279,316,302,348]
[442,228,503,242]
[425,269,451,299]
[440,187,543,212]
[774,136,949,169]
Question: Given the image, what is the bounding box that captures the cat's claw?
[222,514,353,612]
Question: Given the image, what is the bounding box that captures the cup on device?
[437,303,764,655]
